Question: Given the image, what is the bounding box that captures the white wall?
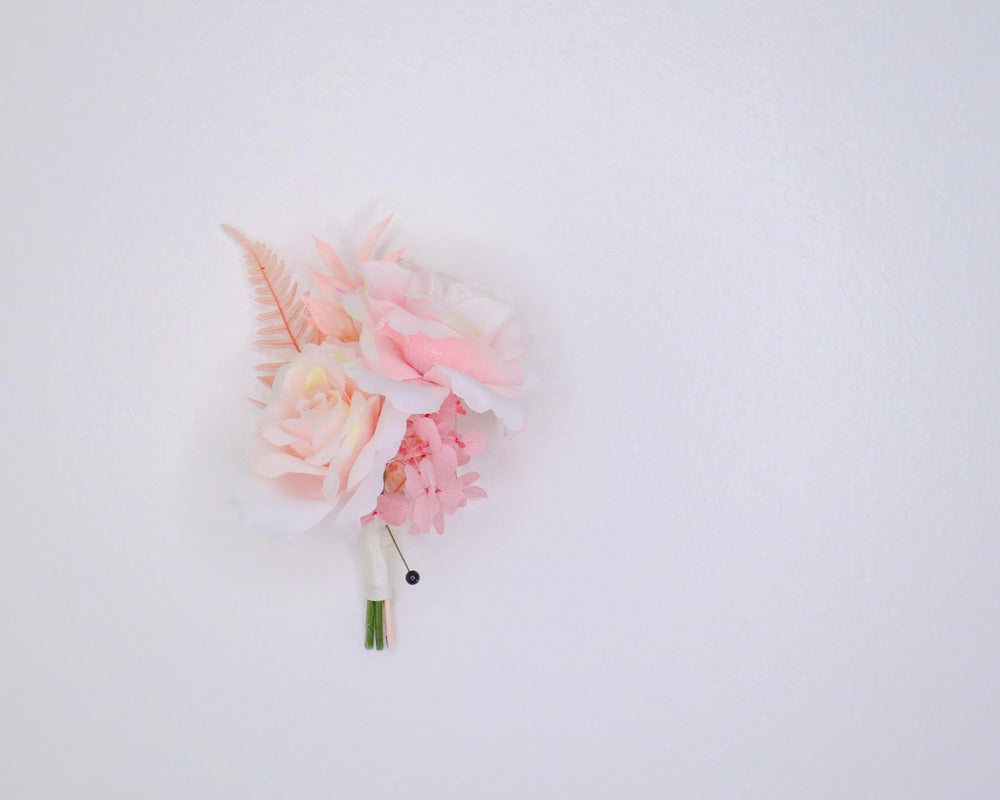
[3,2,999,797]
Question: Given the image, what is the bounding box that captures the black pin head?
[405,570,421,585]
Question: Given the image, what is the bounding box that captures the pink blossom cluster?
[239,215,530,540]
[371,395,488,534]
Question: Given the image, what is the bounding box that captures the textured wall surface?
[3,2,999,797]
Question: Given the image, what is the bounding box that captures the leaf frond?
[224,224,321,392]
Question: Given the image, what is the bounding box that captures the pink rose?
[340,260,531,428]
[246,343,407,538]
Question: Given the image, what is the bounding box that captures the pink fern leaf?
[223,224,318,398]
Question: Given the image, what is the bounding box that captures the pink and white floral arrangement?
[226,215,530,649]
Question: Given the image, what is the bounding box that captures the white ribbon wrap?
[359,521,396,602]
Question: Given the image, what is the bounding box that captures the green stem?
[365,600,375,650]
[374,600,385,651]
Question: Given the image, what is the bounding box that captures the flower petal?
[344,363,448,415]
[432,366,526,430]
[345,401,408,492]
[459,429,487,455]
[303,295,356,340]
[376,492,410,525]
[314,237,354,286]
[464,486,488,501]
[253,449,327,479]
[358,212,394,263]
[432,445,458,475]
[411,416,442,450]
[411,492,434,533]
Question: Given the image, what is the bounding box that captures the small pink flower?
[403,450,486,535]
[439,424,487,466]
[430,394,466,423]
